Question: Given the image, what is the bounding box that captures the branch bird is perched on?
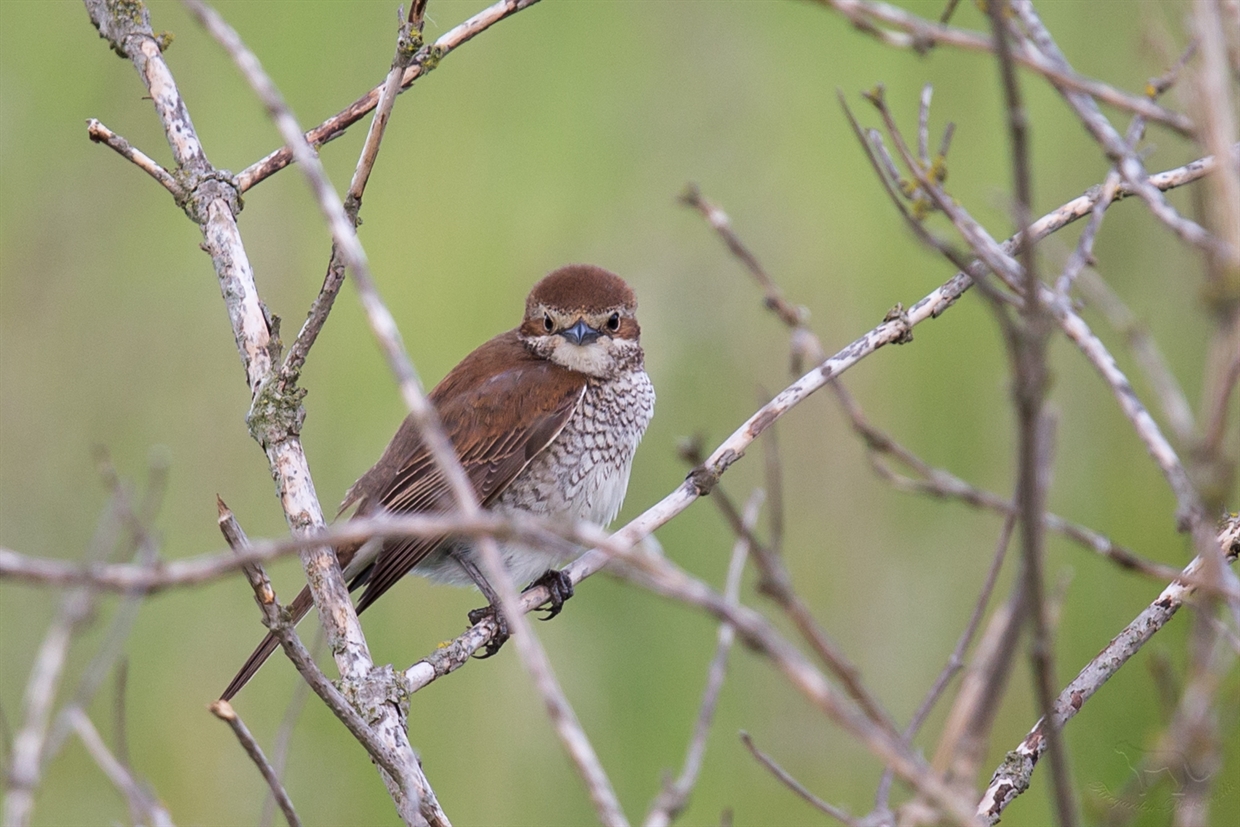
[221,264,655,700]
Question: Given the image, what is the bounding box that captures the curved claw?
[530,568,574,621]
[467,604,509,658]
[464,569,575,658]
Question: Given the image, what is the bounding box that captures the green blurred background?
[2,0,1235,824]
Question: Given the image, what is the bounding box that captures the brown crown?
[525,264,637,317]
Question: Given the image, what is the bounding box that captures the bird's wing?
[351,344,586,613]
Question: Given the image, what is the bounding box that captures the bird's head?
[519,264,643,378]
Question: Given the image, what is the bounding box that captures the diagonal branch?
[682,184,1180,585]
[215,500,445,827]
[236,0,543,191]
[644,491,760,827]
[804,0,1194,134]
[987,3,1074,823]
[184,5,625,821]
[86,118,187,201]
[977,515,1240,824]
[209,701,301,827]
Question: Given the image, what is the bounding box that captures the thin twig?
[43,455,168,765]
[236,0,543,192]
[86,118,187,201]
[644,492,761,827]
[739,732,859,826]
[182,5,461,822]
[279,12,422,382]
[181,25,536,752]
[676,441,900,738]
[852,89,1212,536]
[761,415,786,556]
[931,593,1025,795]
[804,0,1195,134]
[260,629,321,827]
[874,514,1018,813]
[2,479,128,827]
[682,185,1179,585]
[917,83,933,165]
[274,33,629,813]
[2,439,1232,600]
[989,3,1075,823]
[1074,269,1197,444]
[977,515,1240,824]
[1009,0,1233,264]
[600,542,978,824]
[67,708,175,827]
[210,701,302,827]
[186,0,472,500]
[1052,33,1188,301]
[85,6,397,779]
[215,499,443,826]
[833,384,1186,582]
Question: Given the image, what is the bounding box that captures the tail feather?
[219,586,316,701]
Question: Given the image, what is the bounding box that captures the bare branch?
[3,477,129,827]
[44,456,167,766]
[215,500,445,827]
[86,118,186,201]
[3,588,94,827]
[682,184,1181,585]
[988,3,1075,823]
[805,0,1195,134]
[676,440,900,738]
[977,515,1240,824]
[601,547,978,824]
[1075,269,1198,445]
[279,12,422,382]
[1009,0,1234,264]
[876,514,1018,814]
[67,708,174,827]
[209,701,301,827]
[739,732,859,826]
[236,0,543,192]
[234,31,620,813]
[833,383,1191,583]
[852,88,1214,534]
[644,492,761,827]
[260,631,320,827]
[180,29,532,768]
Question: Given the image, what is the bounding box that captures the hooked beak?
[559,318,600,346]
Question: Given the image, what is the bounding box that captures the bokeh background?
[1,1,1236,824]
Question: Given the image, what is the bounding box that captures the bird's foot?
[465,568,574,657]
[529,568,574,621]
[467,604,509,658]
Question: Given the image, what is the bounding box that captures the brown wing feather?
[351,330,586,613]
[221,330,582,700]
[220,585,316,701]
[220,538,366,700]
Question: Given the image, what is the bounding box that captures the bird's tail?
[219,585,316,701]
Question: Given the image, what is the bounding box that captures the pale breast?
[495,367,655,527]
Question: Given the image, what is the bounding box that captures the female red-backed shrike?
[221,264,654,699]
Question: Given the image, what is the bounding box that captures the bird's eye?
[606,312,620,332]
[543,314,554,332]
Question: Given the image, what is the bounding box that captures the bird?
[220,264,655,700]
